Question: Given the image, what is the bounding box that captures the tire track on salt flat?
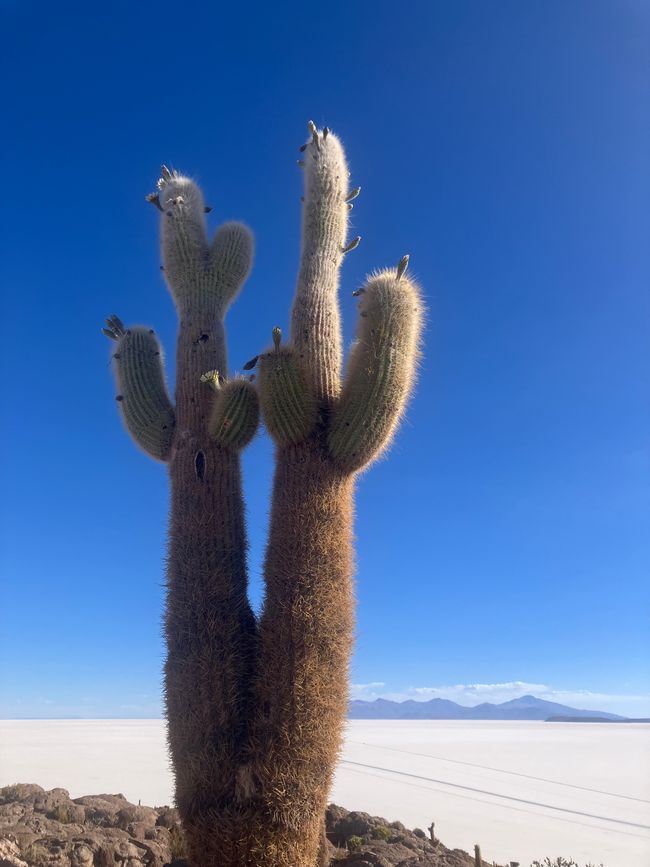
[340,764,650,841]
[341,759,650,831]
[347,740,650,804]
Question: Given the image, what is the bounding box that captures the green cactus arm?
[152,167,253,313]
[290,122,358,405]
[105,318,175,461]
[209,221,255,312]
[154,167,207,296]
[205,375,260,450]
[257,339,318,446]
[327,261,423,472]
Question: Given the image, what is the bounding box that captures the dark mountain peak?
[348,693,625,721]
[499,694,547,707]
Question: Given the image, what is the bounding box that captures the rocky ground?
[0,784,490,866]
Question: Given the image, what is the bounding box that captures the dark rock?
[336,853,391,867]
[0,835,28,867]
[328,810,375,845]
[115,805,158,832]
[0,786,45,806]
[0,787,494,867]
[0,787,178,866]
[324,804,486,866]
[155,809,179,830]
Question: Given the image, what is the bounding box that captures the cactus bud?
[341,236,361,254]
[396,254,409,281]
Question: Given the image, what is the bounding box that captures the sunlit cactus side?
[245,121,423,867]
[328,261,422,472]
[291,124,351,405]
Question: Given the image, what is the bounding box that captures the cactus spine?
[104,124,423,867]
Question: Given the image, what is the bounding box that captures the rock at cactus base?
[0,785,498,867]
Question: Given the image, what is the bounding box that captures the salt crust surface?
[1,719,648,867]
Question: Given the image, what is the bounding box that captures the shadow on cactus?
[103,121,424,867]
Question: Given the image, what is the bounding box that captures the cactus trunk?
[248,438,355,865]
[165,297,257,821]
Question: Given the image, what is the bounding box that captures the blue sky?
[1,0,648,719]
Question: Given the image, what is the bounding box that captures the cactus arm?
[155,168,209,298]
[257,343,318,446]
[290,123,356,404]
[153,167,254,409]
[205,375,260,450]
[327,263,423,473]
[154,168,254,314]
[105,320,175,462]
[208,221,255,313]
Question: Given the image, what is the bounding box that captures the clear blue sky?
[1,0,648,719]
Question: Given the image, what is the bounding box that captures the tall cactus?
[104,122,423,867]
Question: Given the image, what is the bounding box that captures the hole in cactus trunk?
[194,451,206,481]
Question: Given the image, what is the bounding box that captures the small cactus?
[347,836,364,853]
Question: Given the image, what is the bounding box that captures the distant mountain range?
[348,694,626,721]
